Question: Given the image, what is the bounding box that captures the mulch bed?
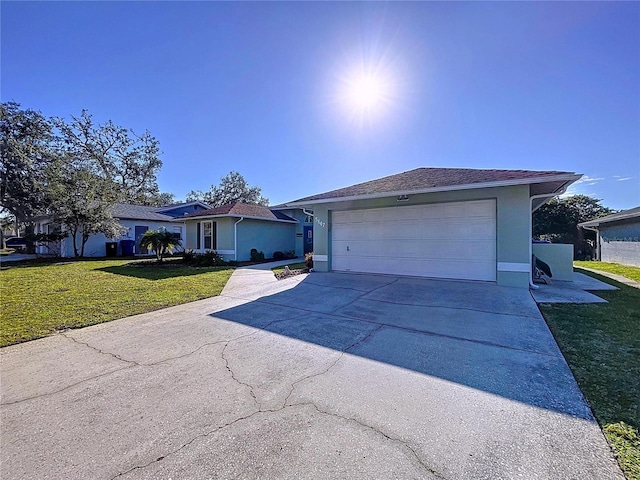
[274,267,310,280]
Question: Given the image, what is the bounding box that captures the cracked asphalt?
[1,265,624,479]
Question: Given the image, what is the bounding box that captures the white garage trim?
[331,200,496,281]
[497,262,530,273]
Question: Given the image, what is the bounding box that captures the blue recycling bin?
[120,239,135,256]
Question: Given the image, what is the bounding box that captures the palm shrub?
[140,229,181,262]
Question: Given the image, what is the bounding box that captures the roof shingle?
[288,167,578,203]
[183,203,296,222]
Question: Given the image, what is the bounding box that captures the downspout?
[529,185,570,289]
[302,208,314,219]
[234,217,244,261]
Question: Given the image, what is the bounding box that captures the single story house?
[284,167,582,288]
[181,203,301,261]
[33,201,211,257]
[579,206,640,267]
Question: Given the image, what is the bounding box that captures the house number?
[315,217,326,228]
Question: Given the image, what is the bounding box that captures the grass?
[574,261,640,283]
[538,269,640,479]
[0,259,233,347]
[271,261,307,275]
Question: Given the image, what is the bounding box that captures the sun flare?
[336,66,396,125]
[347,73,389,110]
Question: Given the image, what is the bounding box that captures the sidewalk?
[575,266,640,289]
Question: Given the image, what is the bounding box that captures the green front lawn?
[0,259,233,347]
[574,261,640,283]
[539,270,640,478]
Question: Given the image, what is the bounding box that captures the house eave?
[284,174,582,207]
[579,212,640,228]
[177,214,298,224]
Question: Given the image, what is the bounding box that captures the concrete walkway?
[575,266,640,289]
[1,268,623,479]
[530,272,618,304]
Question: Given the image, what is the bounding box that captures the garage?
[331,199,497,281]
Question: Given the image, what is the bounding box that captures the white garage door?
[331,199,496,281]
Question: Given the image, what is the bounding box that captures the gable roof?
[182,203,297,223]
[579,206,640,228]
[155,201,211,213]
[112,204,176,221]
[285,167,581,205]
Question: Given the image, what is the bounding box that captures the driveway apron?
[0,267,623,479]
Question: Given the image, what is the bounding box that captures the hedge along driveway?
[0,259,233,347]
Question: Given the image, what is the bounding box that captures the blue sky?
[2,1,639,209]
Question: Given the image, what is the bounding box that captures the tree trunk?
[71,226,80,257]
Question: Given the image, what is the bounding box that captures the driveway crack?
[0,365,134,406]
[280,324,384,409]
[290,401,449,480]
[59,332,141,366]
[108,407,262,479]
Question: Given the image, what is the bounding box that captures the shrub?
[284,250,297,259]
[305,252,313,269]
[183,250,228,267]
[250,249,265,262]
[273,251,285,261]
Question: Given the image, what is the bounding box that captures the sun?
[337,67,395,125]
[347,73,388,110]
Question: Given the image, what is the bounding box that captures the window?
[202,221,217,250]
[172,226,182,242]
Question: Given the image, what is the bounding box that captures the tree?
[533,195,616,259]
[139,228,181,262]
[54,110,165,205]
[0,102,55,223]
[186,171,268,207]
[47,162,125,257]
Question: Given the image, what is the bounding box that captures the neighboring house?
[33,201,211,257]
[181,203,299,261]
[579,206,640,267]
[283,167,582,288]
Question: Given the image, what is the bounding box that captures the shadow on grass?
[98,264,232,280]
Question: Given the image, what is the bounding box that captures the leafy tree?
[0,102,56,223]
[534,194,616,259]
[139,228,181,262]
[47,162,125,257]
[54,110,165,205]
[187,171,268,207]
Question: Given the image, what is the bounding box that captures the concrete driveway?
[1,268,623,479]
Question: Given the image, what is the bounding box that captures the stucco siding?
[61,219,184,257]
[278,208,310,257]
[308,185,531,287]
[600,220,640,267]
[185,222,198,250]
[215,218,236,253]
[236,220,296,261]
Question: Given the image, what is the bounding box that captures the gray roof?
[286,167,579,205]
[579,206,640,228]
[112,204,176,222]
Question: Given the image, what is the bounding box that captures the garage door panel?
[467,200,496,217]
[331,200,496,281]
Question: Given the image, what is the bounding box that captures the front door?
[303,225,313,254]
[135,226,149,254]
